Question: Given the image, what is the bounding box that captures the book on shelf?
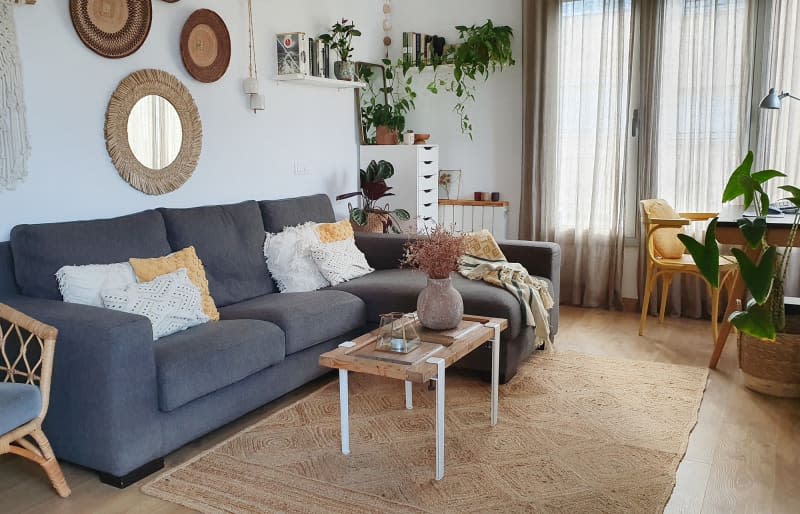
[276,32,309,76]
[417,320,484,346]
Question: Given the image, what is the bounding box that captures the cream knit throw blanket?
[459,254,554,350]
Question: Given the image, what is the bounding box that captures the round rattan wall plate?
[105,69,203,195]
[180,9,231,83]
[69,0,152,59]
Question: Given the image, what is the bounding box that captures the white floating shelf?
[275,74,366,89]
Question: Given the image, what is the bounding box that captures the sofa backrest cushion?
[0,242,19,299]
[259,194,335,233]
[10,211,172,300]
[159,201,274,306]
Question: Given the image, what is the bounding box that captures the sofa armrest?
[1,296,162,476]
[499,240,561,335]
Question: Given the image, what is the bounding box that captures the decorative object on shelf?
[69,0,152,59]
[243,0,264,113]
[336,159,410,234]
[414,133,430,144]
[438,170,461,200]
[358,59,416,144]
[180,9,231,83]
[0,2,30,191]
[381,0,392,57]
[402,225,466,330]
[318,19,361,81]
[491,192,500,202]
[403,130,415,145]
[375,312,421,354]
[678,151,800,396]
[105,69,203,195]
[276,32,308,76]
[0,303,71,498]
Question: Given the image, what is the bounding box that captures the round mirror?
[127,95,183,170]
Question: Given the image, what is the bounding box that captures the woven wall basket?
[105,69,202,195]
[69,0,152,59]
[739,316,800,398]
[180,9,231,83]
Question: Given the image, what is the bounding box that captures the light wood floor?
[2,306,798,513]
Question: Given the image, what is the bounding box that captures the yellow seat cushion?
[463,229,507,261]
[643,199,685,259]
[129,246,219,321]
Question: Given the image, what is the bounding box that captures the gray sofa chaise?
[0,194,560,487]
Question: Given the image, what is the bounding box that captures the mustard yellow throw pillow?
[463,229,507,261]
[642,200,685,259]
[315,219,354,243]
[129,246,220,321]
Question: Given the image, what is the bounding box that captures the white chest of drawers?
[359,144,439,234]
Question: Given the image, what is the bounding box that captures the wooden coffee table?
[319,314,508,481]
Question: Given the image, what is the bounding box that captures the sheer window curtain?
[521,0,632,309]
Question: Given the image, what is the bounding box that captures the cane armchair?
[0,303,70,497]
[639,200,738,342]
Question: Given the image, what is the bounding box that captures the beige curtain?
[638,0,755,318]
[521,0,631,309]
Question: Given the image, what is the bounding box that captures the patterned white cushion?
[101,269,209,341]
[264,223,330,293]
[310,239,373,286]
[56,262,137,307]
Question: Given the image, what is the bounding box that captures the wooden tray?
[355,342,443,365]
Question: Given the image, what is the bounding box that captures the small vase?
[334,61,355,81]
[376,125,399,145]
[417,274,464,330]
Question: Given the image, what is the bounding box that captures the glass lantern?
[376,312,422,354]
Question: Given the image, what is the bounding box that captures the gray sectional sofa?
[0,194,560,487]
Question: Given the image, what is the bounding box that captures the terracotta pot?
[417,274,464,330]
[334,60,355,81]
[376,125,398,145]
[739,316,800,398]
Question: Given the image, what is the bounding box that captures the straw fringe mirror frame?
[105,69,202,195]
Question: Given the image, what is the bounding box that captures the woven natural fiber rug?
[142,351,708,513]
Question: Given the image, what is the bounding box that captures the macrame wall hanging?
[0,0,34,192]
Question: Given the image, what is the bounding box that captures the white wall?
[1,0,523,241]
[389,0,523,238]
[1,0,385,240]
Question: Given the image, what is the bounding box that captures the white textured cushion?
[310,239,374,286]
[264,223,330,293]
[56,262,137,307]
[101,269,209,341]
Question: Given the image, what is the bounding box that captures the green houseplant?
[358,60,417,145]
[678,151,800,396]
[318,19,361,81]
[336,159,410,233]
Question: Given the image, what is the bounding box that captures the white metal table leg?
[427,357,446,481]
[487,322,501,426]
[337,341,356,456]
[404,380,413,410]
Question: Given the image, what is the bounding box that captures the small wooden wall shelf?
[439,199,510,208]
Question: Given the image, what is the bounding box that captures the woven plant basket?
[352,210,389,233]
[738,315,800,398]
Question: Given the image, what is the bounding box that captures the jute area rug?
[142,351,708,513]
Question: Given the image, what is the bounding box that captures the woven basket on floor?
[738,315,800,398]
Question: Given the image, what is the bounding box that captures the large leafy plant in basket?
[336,160,410,234]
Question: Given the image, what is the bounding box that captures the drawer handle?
[423,160,434,165]
[424,146,434,150]
[423,174,434,179]
[423,189,433,193]
[423,217,433,221]
[423,202,433,207]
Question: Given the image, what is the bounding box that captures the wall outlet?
[292,160,311,176]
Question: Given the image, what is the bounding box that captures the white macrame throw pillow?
[101,269,209,341]
[264,223,330,293]
[56,262,138,307]
[310,239,373,286]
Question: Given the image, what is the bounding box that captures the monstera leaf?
[730,300,776,341]
[677,218,720,288]
[737,217,768,249]
[731,246,776,305]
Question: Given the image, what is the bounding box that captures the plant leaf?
[731,246,776,305]
[350,208,367,226]
[677,218,720,288]
[751,169,786,184]
[722,151,754,203]
[729,301,776,341]
[393,209,411,221]
[737,217,767,248]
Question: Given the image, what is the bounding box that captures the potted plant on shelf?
[401,225,466,330]
[318,19,361,81]
[336,159,410,233]
[678,151,800,397]
[358,59,417,145]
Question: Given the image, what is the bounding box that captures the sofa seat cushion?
[159,201,274,307]
[0,383,42,434]
[334,269,555,341]
[155,320,284,412]
[218,291,366,355]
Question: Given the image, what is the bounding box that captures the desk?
[710,206,797,368]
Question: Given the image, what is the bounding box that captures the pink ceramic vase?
[417,274,464,330]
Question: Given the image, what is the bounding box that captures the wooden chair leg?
[29,430,70,498]
[658,273,673,323]
[639,264,656,336]
[710,285,721,343]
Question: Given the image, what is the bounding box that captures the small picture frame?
[438,169,462,199]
